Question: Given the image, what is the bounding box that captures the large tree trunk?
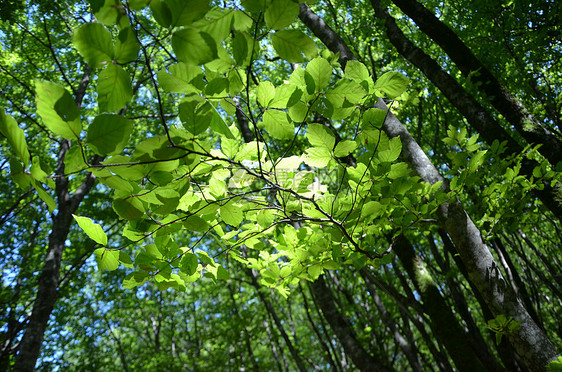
[14,68,93,371]
[390,0,562,165]
[298,3,560,370]
[369,0,562,220]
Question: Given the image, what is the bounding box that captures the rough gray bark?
[298,4,356,67]
[14,68,94,371]
[390,0,562,166]
[379,99,559,371]
[298,3,560,370]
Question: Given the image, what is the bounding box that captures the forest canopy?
[1,0,561,370]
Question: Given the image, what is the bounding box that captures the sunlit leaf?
[73,214,108,246]
[0,110,29,165]
[97,64,133,112]
[271,29,317,63]
[94,248,120,270]
[35,80,82,139]
[374,72,410,99]
[72,23,113,67]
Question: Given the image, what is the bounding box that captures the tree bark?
[370,0,562,220]
[390,0,562,166]
[248,269,307,372]
[14,68,94,372]
[363,274,423,372]
[392,235,491,371]
[298,4,560,370]
[309,276,391,372]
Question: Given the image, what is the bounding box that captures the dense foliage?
[1,0,561,370]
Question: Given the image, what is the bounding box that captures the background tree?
[1,0,561,371]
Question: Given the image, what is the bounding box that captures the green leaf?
[469,150,487,171]
[99,175,134,193]
[34,183,56,212]
[378,136,402,162]
[167,0,209,27]
[54,89,81,122]
[271,29,317,63]
[172,29,218,65]
[129,0,149,10]
[194,7,234,42]
[0,110,29,165]
[87,114,133,155]
[119,251,133,268]
[179,99,213,135]
[257,209,275,228]
[262,110,294,139]
[94,248,120,271]
[344,60,371,82]
[388,162,410,179]
[92,0,127,26]
[115,27,140,64]
[205,77,229,96]
[181,252,199,275]
[183,215,209,232]
[270,84,301,108]
[73,214,108,246]
[149,0,172,27]
[362,108,386,129]
[97,64,133,112]
[307,123,335,149]
[102,156,145,180]
[264,0,299,30]
[305,57,332,92]
[233,9,253,30]
[35,80,82,139]
[64,145,88,174]
[288,101,308,122]
[208,103,235,139]
[123,271,149,288]
[362,201,382,217]
[72,23,113,68]
[325,79,365,107]
[334,140,357,157]
[547,357,562,372]
[241,0,272,13]
[257,81,276,107]
[232,31,253,67]
[113,197,145,220]
[304,147,331,168]
[308,264,323,280]
[374,72,410,99]
[157,62,203,94]
[30,157,48,183]
[217,265,229,280]
[220,202,243,227]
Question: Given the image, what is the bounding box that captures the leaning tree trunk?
[299,3,560,370]
[369,0,562,221]
[390,0,562,165]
